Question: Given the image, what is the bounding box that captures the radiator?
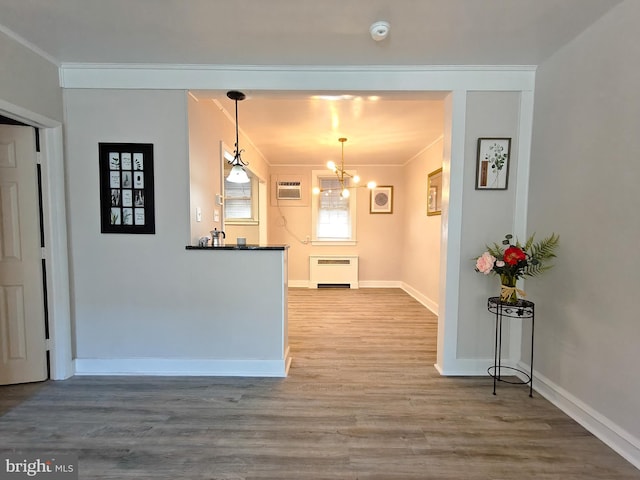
[309,255,359,289]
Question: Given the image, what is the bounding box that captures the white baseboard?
[359,280,402,288]
[401,282,439,315]
[292,280,404,289]
[521,362,640,470]
[434,358,493,376]
[75,354,291,378]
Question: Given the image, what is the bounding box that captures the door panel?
[1,182,21,259]
[0,125,47,384]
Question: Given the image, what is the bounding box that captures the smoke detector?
[370,21,390,41]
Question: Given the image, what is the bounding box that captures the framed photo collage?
[99,143,155,234]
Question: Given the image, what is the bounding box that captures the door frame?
[0,101,73,380]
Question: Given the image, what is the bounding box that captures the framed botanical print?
[99,143,155,234]
[475,138,511,190]
[370,185,393,214]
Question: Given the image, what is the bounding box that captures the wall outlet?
[214,210,220,222]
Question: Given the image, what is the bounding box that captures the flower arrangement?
[475,233,559,303]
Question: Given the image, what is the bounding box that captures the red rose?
[504,246,526,265]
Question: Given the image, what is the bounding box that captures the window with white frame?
[224,173,257,223]
[312,171,357,244]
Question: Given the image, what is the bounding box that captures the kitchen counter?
[186,244,289,251]
[183,243,290,377]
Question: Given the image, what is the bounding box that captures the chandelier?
[225,90,250,184]
[313,137,376,198]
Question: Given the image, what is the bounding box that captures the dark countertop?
[186,245,289,251]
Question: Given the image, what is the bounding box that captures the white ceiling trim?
[402,134,446,167]
[0,23,60,67]
[0,99,60,128]
[59,64,536,92]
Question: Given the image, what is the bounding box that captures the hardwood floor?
[0,288,638,479]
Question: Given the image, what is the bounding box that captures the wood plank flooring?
[0,288,638,479]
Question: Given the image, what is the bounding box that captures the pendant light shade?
[226,164,250,184]
[226,90,250,184]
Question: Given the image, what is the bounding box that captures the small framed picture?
[133,153,144,170]
[122,189,133,207]
[121,152,132,170]
[109,152,120,170]
[370,185,393,214]
[476,138,511,190]
[427,168,442,216]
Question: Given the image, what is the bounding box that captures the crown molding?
[59,63,536,91]
[0,24,60,66]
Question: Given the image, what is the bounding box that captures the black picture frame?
[99,143,155,234]
[475,138,511,190]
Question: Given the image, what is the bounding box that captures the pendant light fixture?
[226,90,250,184]
[313,137,376,198]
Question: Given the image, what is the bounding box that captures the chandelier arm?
[313,137,375,196]
[318,184,369,193]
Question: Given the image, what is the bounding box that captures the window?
[311,171,357,244]
[224,172,258,223]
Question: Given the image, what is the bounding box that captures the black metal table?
[487,297,535,397]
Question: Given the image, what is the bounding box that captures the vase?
[500,274,519,304]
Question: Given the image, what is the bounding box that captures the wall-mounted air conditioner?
[276,181,302,200]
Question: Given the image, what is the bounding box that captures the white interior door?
[0,125,47,385]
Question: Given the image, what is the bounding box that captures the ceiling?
[192,90,447,166]
[0,0,621,166]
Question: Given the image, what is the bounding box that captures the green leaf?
[486,242,505,259]
[523,233,559,277]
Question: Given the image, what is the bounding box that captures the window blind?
[224,180,252,219]
[317,178,351,239]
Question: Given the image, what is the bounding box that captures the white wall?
[527,0,640,465]
[65,89,190,358]
[188,95,269,245]
[0,31,62,123]
[456,91,523,361]
[187,95,225,243]
[64,89,288,375]
[401,138,443,312]
[266,135,444,313]
[267,164,406,286]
